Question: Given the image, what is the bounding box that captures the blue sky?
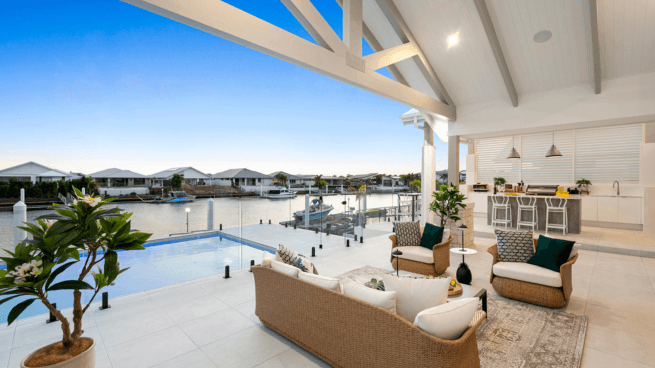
[0,0,465,176]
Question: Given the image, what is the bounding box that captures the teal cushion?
[420,223,444,250]
[527,235,576,272]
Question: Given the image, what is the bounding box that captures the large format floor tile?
[201,326,291,368]
[106,326,196,368]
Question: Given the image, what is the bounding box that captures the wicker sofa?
[487,240,578,308]
[253,265,486,368]
[389,226,453,276]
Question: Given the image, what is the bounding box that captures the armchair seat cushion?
[493,262,562,288]
[396,246,434,264]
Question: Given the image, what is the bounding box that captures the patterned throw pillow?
[393,221,421,247]
[495,229,535,263]
[276,245,295,265]
[277,245,319,275]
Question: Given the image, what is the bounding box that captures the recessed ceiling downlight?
[533,30,552,43]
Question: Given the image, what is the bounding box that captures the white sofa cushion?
[396,246,434,264]
[568,243,581,261]
[262,252,275,268]
[271,260,300,277]
[414,297,479,340]
[341,278,396,313]
[298,272,341,292]
[382,274,450,322]
[493,262,562,288]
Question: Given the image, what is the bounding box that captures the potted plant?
[493,177,506,194]
[0,188,151,368]
[429,183,467,227]
[576,179,592,193]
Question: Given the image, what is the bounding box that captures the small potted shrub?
[0,188,151,367]
[576,179,592,193]
[429,183,467,227]
[493,177,506,194]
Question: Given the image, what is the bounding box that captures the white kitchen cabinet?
[581,196,598,221]
[597,197,619,222]
[618,197,642,224]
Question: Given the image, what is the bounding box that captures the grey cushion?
[495,230,534,263]
[393,221,421,247]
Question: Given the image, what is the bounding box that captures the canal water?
[0,193,405,253]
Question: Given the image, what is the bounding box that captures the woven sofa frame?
[253,265,485,368]
[487,239,578,309]
[389,225,453,276]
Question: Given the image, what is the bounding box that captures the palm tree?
[275,173,288,188]
[313,175,323,189]
[439,173,448,185]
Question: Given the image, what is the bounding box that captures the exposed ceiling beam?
[361,23,409,86]
[473,0,518,107]
[363,42,418,70]
[343,0,363,56]
[280,0,347,55]
[121,0,455,120]
[376,0,456,111]
[589,0,601,94]
[334,0,409,87]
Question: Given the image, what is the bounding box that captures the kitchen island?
[486,194,582,234]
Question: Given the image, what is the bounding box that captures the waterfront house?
[0,161,80,183]
[88,168,150,195]
[212,168,273,192]
[268,171,303,186]
[150,167,209,187]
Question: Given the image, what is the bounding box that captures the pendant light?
[507,136,521,159]
[545,132,562,157]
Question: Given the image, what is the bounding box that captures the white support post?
[343,0,363,56]
[448,136,460,187]
[20,188,25,203]
[421,124,436,225]
[13,200,27,246]
[305,194,310,227]
[82,187,85,196]
[260,184,263,197]
[207,198,214,230]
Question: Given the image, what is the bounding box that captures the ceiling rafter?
[342,0,363,56]
[589,0,601,94]
[363,42,419,70]
[121,0,455,120]
[281,0,348,55]
[473,0,518,107]
[376,0,456,112]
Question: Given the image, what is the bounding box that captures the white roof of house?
[0,161,77,178]
[150,167,209,179]
[269,171,302,180]
[213,168,271,179]
[89,168,147,179]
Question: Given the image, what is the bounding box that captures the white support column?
[20,188,25,203]
[448,135,460,186]
[421,125,436,225]
[207,198,214,230]
[13,200,27,246]
[304,194,310,227]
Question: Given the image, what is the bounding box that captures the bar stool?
[546,197,568,235]
[517,196,538,231]
[491,196,512,229]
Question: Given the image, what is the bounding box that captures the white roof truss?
[122,0,455,120]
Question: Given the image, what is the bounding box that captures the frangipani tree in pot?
[429,183,467,227]
[0,188,151,368]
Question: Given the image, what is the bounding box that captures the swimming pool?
[0,232,273,324]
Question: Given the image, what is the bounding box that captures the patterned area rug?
[337,266,587,368]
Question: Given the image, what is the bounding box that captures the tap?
[613,181,620,196]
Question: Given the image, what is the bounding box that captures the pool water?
[0,233,272,324]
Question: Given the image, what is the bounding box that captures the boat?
[267,187,297,199]
[294,199,334,221]
[146,191,195,203]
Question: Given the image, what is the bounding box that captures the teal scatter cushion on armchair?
[420,223,444,250]
[527,235,576,272]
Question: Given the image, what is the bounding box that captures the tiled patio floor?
[474,216,655,257]
[1,222,655,367]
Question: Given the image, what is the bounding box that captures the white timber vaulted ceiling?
[123,0,655,128]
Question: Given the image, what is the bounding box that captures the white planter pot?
[21,337,95,368]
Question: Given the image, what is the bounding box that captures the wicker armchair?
[487,240,578,308]
[253,265,486,368]
[389,226,453,276]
